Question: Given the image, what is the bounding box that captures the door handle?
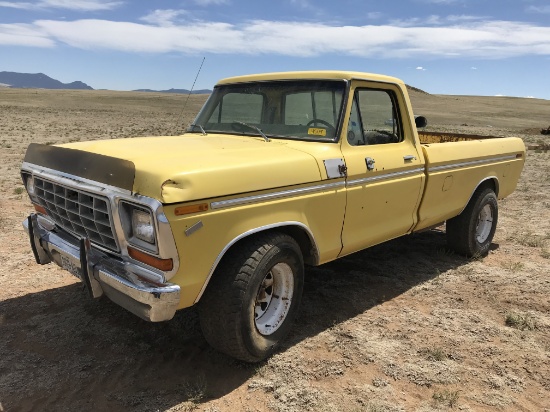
[365,157,376,171]
[403,155,416,161]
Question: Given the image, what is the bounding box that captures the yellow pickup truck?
[21,71,525,362]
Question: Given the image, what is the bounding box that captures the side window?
[348,89,402,146]
[209,93,264,124]
[347,98,364,146]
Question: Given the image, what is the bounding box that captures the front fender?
[163,181,346,309]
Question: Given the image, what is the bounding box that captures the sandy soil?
[0,88,549,412]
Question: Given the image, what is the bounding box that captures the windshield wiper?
[234,121,270,142]
[189,123,207,135]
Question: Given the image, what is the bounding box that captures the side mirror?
[415,116,428,128]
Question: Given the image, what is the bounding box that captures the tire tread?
[446,187,498,257]
[198,232,302,362]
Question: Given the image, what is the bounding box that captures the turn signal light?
[174,203,209,216]
[128,246,173,271]
[33,203,47,215]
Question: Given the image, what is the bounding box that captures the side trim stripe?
[346,168,424,187]
[428,155,517,173]
[210,181,345,210]
[209,154,517,210]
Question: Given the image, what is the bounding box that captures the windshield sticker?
[308,128,327,137]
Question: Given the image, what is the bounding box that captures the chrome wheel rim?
[254,262,294,336]
[476,204,493,244]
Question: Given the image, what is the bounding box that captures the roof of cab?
[216,70,404,86]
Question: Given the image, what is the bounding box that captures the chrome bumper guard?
[24,214,180,322]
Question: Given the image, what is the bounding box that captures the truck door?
[339,82,424,256]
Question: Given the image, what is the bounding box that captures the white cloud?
[41,0,122,10]
[416,66,427,71]
[2,18,550,59]
[0,2,33,9]
[391,14,484,27]
[471,66,477,70]
[290,0,312,9]
[0,0,122,11]
[140,9,188,27]
[193,0,228,4]
[446,15,485,23]
[34,19,244,53]
[422,0,462,4]
[526,5,550,14]
[0,23,54,47]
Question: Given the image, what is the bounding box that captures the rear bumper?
[24,214,180,322]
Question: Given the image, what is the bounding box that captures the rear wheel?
[198,232,304,362]
[446,187,498,257]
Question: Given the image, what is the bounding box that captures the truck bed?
[414,133,525,231]
[418,130,503,144]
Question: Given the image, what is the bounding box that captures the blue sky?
[1,0,550,99]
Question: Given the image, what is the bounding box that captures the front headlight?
[132,208,155,244]
[25,174,35,196]
[120,202,158,253]
[22,173,38,203]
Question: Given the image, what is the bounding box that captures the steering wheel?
[364,130,399,145]
[306,119,335,134]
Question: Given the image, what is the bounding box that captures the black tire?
[446,187,498,257]
[198,232,304,362]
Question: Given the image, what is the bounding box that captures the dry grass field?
[0,87,549,412]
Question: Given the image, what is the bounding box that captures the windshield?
[188,80,347,141]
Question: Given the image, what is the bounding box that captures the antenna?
[174,57,206,135]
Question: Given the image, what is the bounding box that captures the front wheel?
[446,187,498,257]
[198,232,304,362]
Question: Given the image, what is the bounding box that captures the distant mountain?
[0,71,93,90]
[133,88,211,94]
[406,84,430,95]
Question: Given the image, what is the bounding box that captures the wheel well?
[194,224,319,304]
[222,225,319,267]
[453,178,499,218]
[275,225,319,266]
[474,178,499,198]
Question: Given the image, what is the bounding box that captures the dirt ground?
[0,88,549,412]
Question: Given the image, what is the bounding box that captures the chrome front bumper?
[24,214,180,322]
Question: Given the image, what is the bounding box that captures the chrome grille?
[34,177,119,252]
